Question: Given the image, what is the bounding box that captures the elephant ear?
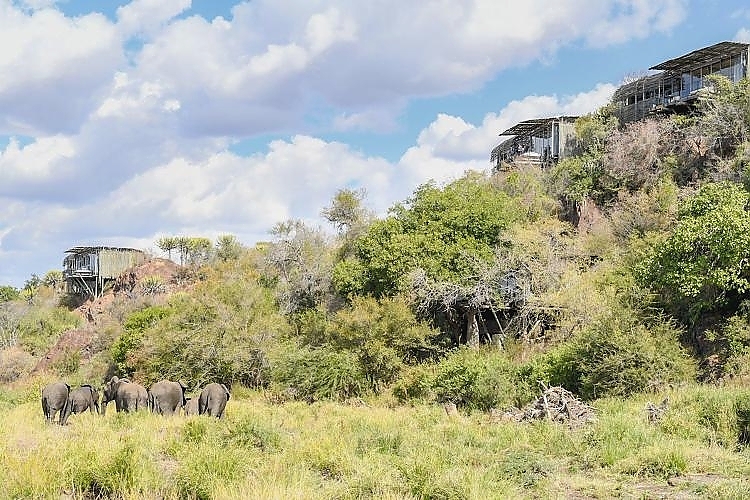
[222,384,230,400]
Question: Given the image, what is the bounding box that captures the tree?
[636,182,750,324]
[215,234,243,262]
[331,173,534,346]
[263,220,334,315]
[321,188,370,235]
[0,286,19,303]
[333,173,529,299]
[156,236,179,261]
[694,75,750,154]
[22,274,41,303]
[42,270,63,293]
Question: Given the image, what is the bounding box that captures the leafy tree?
[181,237,213,266]
[291,296,448,392]
[547,106,619,211]
[322,188,374,260]
[42,270,63,293]
[574,104,619,155]
[156,236,179,260]
[125,267,286,388]
[215,234,243,262]
[22,274,42,303]
[636,182,750,324]
[0,286,19,303]
[695,75,750,155]
[321,188,370,235]
[111,305,172,375]
[333,173,529,298]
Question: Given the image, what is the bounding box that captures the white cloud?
[116,0,191,38]
[0,0,688,286]
[736,28,750,43]
[0,3,122,134]
[0,136,76,186]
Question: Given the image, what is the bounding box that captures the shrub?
[52,348,81,376]
[294,296,447,393]
[17,306,81,356]
[122,276,284,387]
[271,345,369,401]
[431,348,534,411]
[533,312,695,400]
[140,276,166,295]
[636,182,750,324]
[0,347,35,382]
[391,365,433,403]
[111,305,171,374]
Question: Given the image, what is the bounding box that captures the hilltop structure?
[612,41,749,123]
[490,41,750,169]
[63,246,146,298]
[490,116,578,171]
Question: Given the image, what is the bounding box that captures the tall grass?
[1,382,750,498]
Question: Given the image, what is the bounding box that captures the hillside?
[30,258,182,375]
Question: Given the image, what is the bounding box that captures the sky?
[1,0,750,287]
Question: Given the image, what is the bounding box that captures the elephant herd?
[41,377,231,425]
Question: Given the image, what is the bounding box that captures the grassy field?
[1,380,750,499]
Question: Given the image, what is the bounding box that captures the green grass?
[2,382,750,498]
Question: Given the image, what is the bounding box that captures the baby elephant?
[41,382,71,425]
[183,396,199,416]
[198,383,230,418]
[68,384,100,416]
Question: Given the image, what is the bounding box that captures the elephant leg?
[42,399,51,423]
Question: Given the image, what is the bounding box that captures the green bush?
[271,345,369,401]
[123,276,284,387]
[17,306,81,356]
[111,305,172,375]
[636,182,750,324]
[392,365,434,403]
[0,285,19,302]
[431,348,534,411]
[294,296,447,393]
[532,312,695,400]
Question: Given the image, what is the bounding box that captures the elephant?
[101,376,148,414]
[198,383,230,418]
[68,384,100,416]
[183,396,199,416]
[148,380,187,415]
[41,382,71,425]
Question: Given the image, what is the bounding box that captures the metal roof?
[499,116,578,136]
[65,246,144,254]
[650,41,749,72]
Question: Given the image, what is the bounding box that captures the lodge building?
[490,41,750,170]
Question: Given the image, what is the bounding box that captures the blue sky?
[1,0,750,287]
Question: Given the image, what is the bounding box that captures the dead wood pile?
[499,386,596,428]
